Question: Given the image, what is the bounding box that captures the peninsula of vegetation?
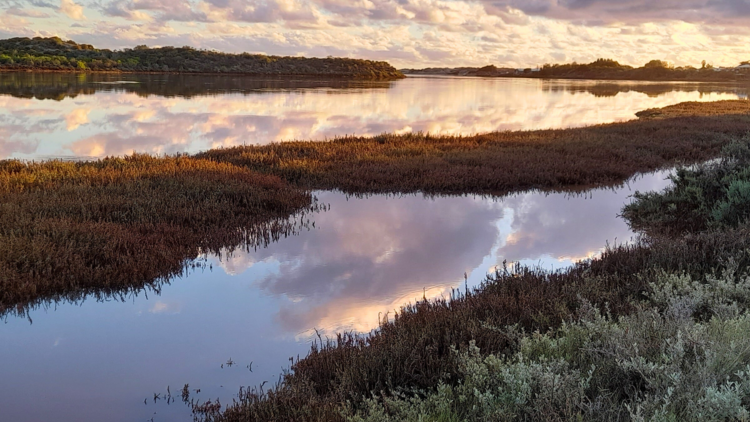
[403,58,750,82]
[0,36,405,80]
[2,100,750,312]
[3,100,750,420]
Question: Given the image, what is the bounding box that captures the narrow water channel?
[0,170,672,421]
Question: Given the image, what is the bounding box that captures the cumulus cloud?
[59,0,85,19]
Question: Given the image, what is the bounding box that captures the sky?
[2,0,750,68]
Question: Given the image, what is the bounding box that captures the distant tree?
[590,58,623,68]
[644,60,672,69]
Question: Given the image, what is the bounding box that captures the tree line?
[0,36,404,79]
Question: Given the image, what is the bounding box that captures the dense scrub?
[535,58,750,82]
[623,137,750,235]
[195,135,750,420]
[0,155,314,316]
[0,36,404,79]
[404,58,750,82]
[198,100,750,196]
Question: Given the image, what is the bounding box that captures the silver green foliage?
[346,270,750,422]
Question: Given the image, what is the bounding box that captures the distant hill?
[0,36,405,80]
[403,58,750,82]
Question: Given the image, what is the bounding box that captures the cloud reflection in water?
[213,171,672,338]
[0,74,746,160]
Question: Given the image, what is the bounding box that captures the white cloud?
[59,0,85,20]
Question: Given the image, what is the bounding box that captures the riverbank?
[2,101,749,316]
[403,59,750,82]
[0,37,405,80]
[197,100,750,195]
[194,123,750,422]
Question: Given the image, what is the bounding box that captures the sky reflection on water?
[0,72,747,160]
[0,171,672,422]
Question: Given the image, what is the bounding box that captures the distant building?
[737,64,750,70]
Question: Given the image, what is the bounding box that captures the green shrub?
[347,291,750,422]
[623,136,750,235]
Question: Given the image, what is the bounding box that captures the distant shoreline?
[403,60,750,83]
[0,36,406,80]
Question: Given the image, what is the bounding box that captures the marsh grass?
[198,100,750,196]
[0,154,315,316]
[192,224,750,422]
[195,120,750,422]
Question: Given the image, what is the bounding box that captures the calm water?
[0,73,732,421]
[1,174,672,422]
[0,72,748,160]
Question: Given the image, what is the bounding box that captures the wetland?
[2,72,750,421]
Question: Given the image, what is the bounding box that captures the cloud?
[59,0,85,19]
[101,0,206,22]
[201,0,321,25]
[65,108,89,131]
[6,7,49,17]
[480,0,750,25]
[149,300,182,314]
[206,169,671,336]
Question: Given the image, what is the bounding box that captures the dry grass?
[0,154,314,316]
[198,100,750,196]
[636,99,750,119]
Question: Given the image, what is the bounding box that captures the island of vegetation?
[3,100,750,420]
[0,36,405,80]
[403,58,750,82]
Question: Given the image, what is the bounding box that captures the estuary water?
[0,73,743,421]
[0,72,747,160]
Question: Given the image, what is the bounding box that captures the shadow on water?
[1,72,749,101]
[540,79,750,98]
[0,72,396,100]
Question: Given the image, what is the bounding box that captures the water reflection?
[0,72,747,160]
[0,171,672,421]
[219,172,672,337]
